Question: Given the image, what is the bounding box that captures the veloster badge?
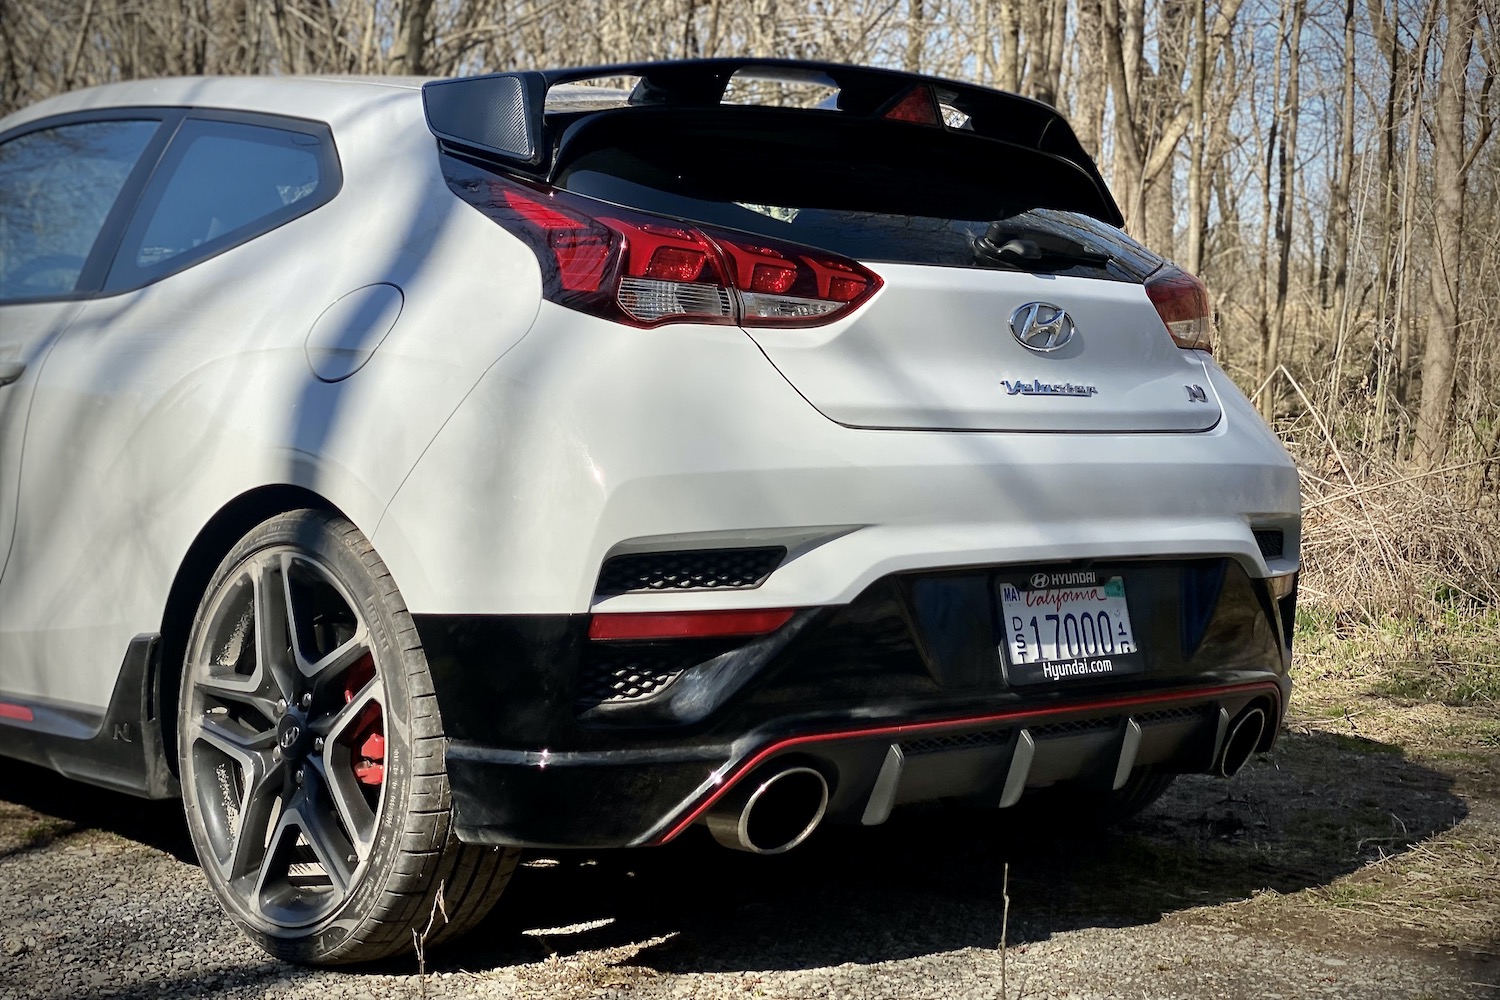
[1001,378,1100,397]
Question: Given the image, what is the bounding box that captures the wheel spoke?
[251,808,303,922]
[224,751,284,881]
[312,677,380,741]
[193,711,277,758]
[252,554,299,704]
[304,630,371,688]
[308,753,377,858]
[192,674,281,725]
[189,712,283,882]
[297,772,358,893]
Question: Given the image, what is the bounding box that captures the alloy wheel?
[182,545,388,930]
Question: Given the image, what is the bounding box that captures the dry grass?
[1289,443,1500,623]
[1219,439,1500,956]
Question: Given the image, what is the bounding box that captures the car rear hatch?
[426,60,1223,434]
[743,264,1220,433]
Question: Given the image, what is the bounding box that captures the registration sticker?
[999,575,1144,685]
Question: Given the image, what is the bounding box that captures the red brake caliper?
[343,654,385,786]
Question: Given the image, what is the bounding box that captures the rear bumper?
[416,558,1295,849]
[442,682,1285,849]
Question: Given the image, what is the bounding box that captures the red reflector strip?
[588,608,797,641]
[0,703,35,722]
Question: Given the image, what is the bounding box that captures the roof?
[0,75,433,134]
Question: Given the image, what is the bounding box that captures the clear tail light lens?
[480,176,881,328]
[1144,264,1214,353]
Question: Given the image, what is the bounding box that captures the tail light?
[1144,264,1214,353]
[482,176,881,328]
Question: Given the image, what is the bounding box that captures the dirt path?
[2,705,1496,1000]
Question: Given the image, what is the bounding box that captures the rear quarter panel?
[0,84,543,710]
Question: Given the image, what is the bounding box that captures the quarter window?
[0,120,158,301]
[111,118,333,286]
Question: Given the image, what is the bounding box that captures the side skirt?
[0,634,180,799]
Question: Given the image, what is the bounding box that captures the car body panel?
[0,300,83,580]
[743,264,1225,432]
[374,298,1297,618]
[0,79,543,710]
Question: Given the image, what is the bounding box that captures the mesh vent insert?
[575,643,728,709]
[1031,717,1119,740]
[902,729,1011,756]
[1136,705,1209,727]
[596,546,785,595]
[1253,529,1284,559]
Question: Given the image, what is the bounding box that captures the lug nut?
[313,737,324,752]
[272,747,281,760]
[275,699,287,714]
[295,768,304,785]
[300,693,313,710]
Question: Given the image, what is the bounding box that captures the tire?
[178,509,519,965]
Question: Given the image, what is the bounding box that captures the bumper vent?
[575,645,714,707]
[1136,705,1208,727]
[1253,529,1284,559]
[903,729,1011,756]
[1032,717,1119,740]
[596,546,786,596]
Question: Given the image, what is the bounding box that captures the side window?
[0,120,159,301]
[110,117,335,287]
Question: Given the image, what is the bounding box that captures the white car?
[0,60,1300,964]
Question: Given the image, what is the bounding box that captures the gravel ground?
[2,728,1496,1000]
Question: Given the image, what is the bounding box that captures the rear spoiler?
[422,59,1123,228]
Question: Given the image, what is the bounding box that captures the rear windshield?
[551,112,1162,282]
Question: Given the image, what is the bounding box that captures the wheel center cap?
[276,712,312,760]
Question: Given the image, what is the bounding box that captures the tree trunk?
[390,0,435,74]
[1185,0,1207,274]
[1259,0,1305,420]
[1414,0,1482,466]
[907,0,923,73]
[996,0,1020,91]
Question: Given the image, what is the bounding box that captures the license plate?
[998,575,1143,685]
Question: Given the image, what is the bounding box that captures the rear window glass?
[556,138,1159,282]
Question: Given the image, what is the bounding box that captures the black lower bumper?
[415,557,1295,849]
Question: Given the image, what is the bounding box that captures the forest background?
[3,0,1498,672]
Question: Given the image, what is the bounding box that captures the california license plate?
[998,574,1144,685]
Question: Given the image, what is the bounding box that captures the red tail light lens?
[498,187,614,293]
[481,176,880,328]
[1144,264,1214,352]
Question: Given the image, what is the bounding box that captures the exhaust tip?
[706,765,829,855]
[1217,706,1267,778]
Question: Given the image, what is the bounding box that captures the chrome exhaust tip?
[1217,706,1267,778]
[705,765,829,855]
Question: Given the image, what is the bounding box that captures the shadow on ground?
[0,728,1470,979]
[439,729,1470,974]
[0,759,194,864]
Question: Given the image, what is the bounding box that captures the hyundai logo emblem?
[1010,302,1077,352]
[1030,572,1051,589]
[279,725,301,750]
